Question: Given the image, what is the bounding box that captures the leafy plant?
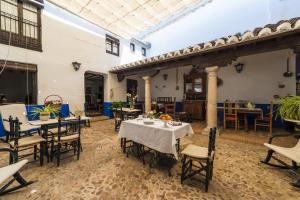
[31,104,60,118]
[110,101,125,110]
[277,95,300,120]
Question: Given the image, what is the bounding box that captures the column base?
[202,127,219,135]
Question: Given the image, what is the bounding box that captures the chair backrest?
[0,104,28,131]
[7,117,21,147]
[224,100,237,116]
[165,102,176,115]
[157,97,174,103]
[208,128,217,158]
[58,116,81,140]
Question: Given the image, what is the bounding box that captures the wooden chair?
[254,101,273,136]
[223,100,239,131]
[261,132,300,188]
[7,117,45,166]
[181,128,217,192]
[0,148,34,196]
[165,102,176,118]
[113,108,123,132]
[50,117,81,167]
[0,104,41,142]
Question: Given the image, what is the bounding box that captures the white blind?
[0,0,18,33]
[23,2,38,38]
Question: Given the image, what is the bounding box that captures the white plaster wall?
[0,3,143,110]
[218,50,296,103]
[148,50,296,104]
[143,0,300,57]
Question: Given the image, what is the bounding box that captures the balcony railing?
[0,11,41,51]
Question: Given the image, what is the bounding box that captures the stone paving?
[1,120,300,200]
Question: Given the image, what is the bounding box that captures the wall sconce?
[163,74,168,80]
[72,61,81,71]
[234,63,244,73]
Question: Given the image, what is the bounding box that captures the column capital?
[205,66,219,73]
[142,76,151,81]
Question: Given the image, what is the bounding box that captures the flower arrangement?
[126,93,138,109]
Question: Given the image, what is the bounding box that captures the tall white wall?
[148,50,296,104]
[0,2,143,110]
[143,0,300,56]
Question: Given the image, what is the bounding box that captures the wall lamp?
[72,61,81,71]
[234,63,244,73]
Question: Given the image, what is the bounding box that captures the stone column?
[203,66,219,134]
[143,76,151,113]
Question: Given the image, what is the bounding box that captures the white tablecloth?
[118,119,194,159]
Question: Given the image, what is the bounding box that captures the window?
[141,47,146,56]
[130,43,135,52]
[0,0,43,51]
[0,60,37,104]
[106,34,119,56]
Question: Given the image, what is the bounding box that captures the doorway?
[126,79,138,101]
[84,71,104,117]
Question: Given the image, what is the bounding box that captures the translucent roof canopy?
[48,0,212,38]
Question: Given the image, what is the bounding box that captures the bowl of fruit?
[159,114,172,128]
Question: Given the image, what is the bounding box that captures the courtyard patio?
[1,120,299,200]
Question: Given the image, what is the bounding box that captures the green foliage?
[110,101,125,110]
[277,96,300,120]
[31,104,60,118]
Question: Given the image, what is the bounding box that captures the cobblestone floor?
[1,120,299,200]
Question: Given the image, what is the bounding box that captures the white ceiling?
[47,0,211,39]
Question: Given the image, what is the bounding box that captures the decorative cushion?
[10,134,45,147]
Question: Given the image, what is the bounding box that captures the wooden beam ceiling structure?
[110,17,300,79]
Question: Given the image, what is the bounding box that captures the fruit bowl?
[159,114,172,128]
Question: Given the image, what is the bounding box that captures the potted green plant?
[74,108,84,118]
[277,95,300,120]
[32,105,60,121]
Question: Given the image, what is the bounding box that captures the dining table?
[118,118,194,159]
[217,107,263,131]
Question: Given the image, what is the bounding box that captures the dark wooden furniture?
[217,106,263,131]
[50,117,81,167]
[181,128,216,192]
[255,101,273,136]
[183,68,206,120]
[184,68,206,100]
[223,100,239,131]
[7,117,45,166]
[165,102,176,117]
[262,130,300,188]
[182,100,206,120]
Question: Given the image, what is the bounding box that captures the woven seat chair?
[0,148,33,196]
[0,104,41,142]
[255,101,273,136]
[181,128,217,192]
[261,132,300,187]
[50,117,81,166]
[7,117,45,166]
